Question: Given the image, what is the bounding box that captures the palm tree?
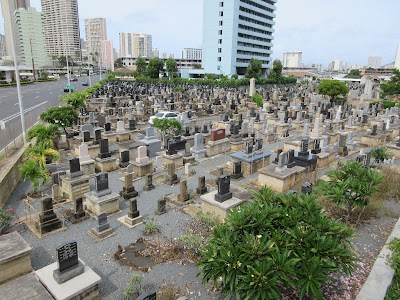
[27,124,61,148]
[25,143,60,169]
[19,159,49,193]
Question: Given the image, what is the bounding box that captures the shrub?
[197,187,356,300]
[122,274,145,299]
[385,238,400,299]
[19,159,49,193]
[144,218,159,235]
[371,146,392,164]
[0,207,16,228]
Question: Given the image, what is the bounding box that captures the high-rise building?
[182,48,202,60]
[101,40,114,71]
[152,48,159,58]
[202,0,276,76]
[85,18,107,59]
[1,0,30,58]
[394,43,400,70]
[283,52,302,68]
[14,7,49,68]
[331,59,342,71]
[41,0,81,62]
[119,33,152,58]
[367,56,382,69]
[0,34,5,57]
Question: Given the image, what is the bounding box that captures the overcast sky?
[1,0,399,67]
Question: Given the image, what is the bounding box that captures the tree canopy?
[318,80,349,103]
[165,58,178,79]
[146,57,164,78]
[40,106,78,134]
[245,58,262,79]
[381,68,400,97]
[344,69,361,79]
[135,57,147,77]
[269,59,283,78]
[114,58,123,69]
[252,93,263,108]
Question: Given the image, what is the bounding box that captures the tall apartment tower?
[394,44,400,70]
[152,48,159,58]
[14,7,49,68]
[101,40,114,71]
[85,18,107,58]
[202,0,276,76]
[367,56,382,69]
[182,48,202,60]
[0,34,5,57]
[119,33,152,58]
[0,0,30,58]
[41,0,81,62]
[283,52,302,68]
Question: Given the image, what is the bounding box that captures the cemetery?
[0,74,400,299]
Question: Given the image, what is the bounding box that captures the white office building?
[101,40,114,71]
[367,56,382,69]
[41,0,82,62]
[119,33,152,58]
[283,51,302,68]
[331,59,342,71]
[152,48,159,58]
[395,43,400,70]
[14,7,49,68]
[182,48,202,60]
[85,18,107,59]
[202,0,276,76]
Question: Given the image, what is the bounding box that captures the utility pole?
[29,38,36,81]
[8,0,26,145]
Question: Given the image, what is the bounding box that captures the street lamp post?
[8,0,26,145]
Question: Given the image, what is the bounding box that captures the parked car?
[82,81,89,86]
[148,111,179,125]
[70,77,78,82]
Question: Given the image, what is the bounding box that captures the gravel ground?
[4,128,400,299]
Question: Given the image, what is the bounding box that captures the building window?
[219,2,224,7]
[218,48,222,53]
[218,30,222,35]
[218,39,222,44]
[219,20,223,26]
[219,11,223,17]
[217,57,222,62]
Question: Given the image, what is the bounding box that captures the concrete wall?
[0,144,28,208]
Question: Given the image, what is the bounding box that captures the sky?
[1,0,399,67]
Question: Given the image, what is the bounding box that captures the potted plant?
[0,207,16,234]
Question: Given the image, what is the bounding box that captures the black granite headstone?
[120,150,130,168]
[95,172,109,192]
[98,139,111,159]
[69,158,81,173]
[83,131,90,142]
[104,123,111,132]
[56,241,79,273]
[214,175,233,202]
[231,161,243,179]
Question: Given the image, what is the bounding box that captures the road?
[0,75,101,152]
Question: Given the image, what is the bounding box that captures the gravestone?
[97,213,110,232]
[166,163,179,185]
[210,129,226,142]
[371,125,377,136]
[155,197,167,215]
[143,173,155,191]
[98,139,111,159]
[74,198,85,219]
[53,241,84,284]
[231,161,243,179]
[83,131,90,143]
[214,175,233,202]
[93,172,111,197]
[275,152,287,173]
[119,150,130,168]
[128,199,140,219]
[94,129,101,144]
[298,139,309,156]
[37,197,63,234]
[196,176,208,195]
[121,172,138,199]
[136,146,150,164]
[311,138,321,154]
[301,182,313,194]
[69,158,83,178]
[167,136,186,155]
[192,133,205,159]
[104,123,111,132]
[287,149,296,168]
[178,180,189,202]
[52,184,61,203]
[129,120,136,130]
[274,149,283,163]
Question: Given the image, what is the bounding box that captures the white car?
[148,111,179,125]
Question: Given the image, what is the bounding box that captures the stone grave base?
[263,134,278,144]
[116,132,131,142]
[283,140,301,152]
[162,153,184,168]
[253,122,264,130]
[117,215,144,229]
[387,144,400,159]
[131,161,153,177]
[84,191,120,217]
[183,136,194,148]
[164,193,191,206]
[53,260,85,284]
[327,132,339,144]
[88,144,100,160]
[95,157,117,172]
[25,219,66,239]
[60,175,90,202]
[258,165,306,193]
[89,227,116,241]
[35,260,101,300]
[346,141,358,151]
[0,232,32,285]
[80,159,95,176]
[205,138,231,157]
[183,155,196,164]
[201,191,244,221]
[230,152,271,176]
[230,140,244,152]
[103,132,118,144]
[360,134,386,147]
[316,152,336,168]
[338,146,349,157]
[274,123,289,134]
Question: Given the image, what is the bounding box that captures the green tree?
[316,161,383,224]
[39,71,49,80]
[381,69,400,97]
[165,57,178,79]
[245,58,262,79]
[114,58,123,69]
[146,57,164,78]
[19,159,49,193]
[231,74,239,80]
[152,118,183,145]
[197,187,356,300]
[252,93,263,108]
[40,106,78,134]
[25,143,60,169]
[345,69,361,79]
[205,73,218,80]
[61,91,87,109]
[269,59,283,78]
[27,124,60,148]
[135,57,147,77]
[57,55,73,67]
[193,64,202,69]
[318,80,350,104]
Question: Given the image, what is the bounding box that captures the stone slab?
[0,232,31,264]
[84,191,120,217]
[229,151,271,163]
[201,190,243,221]
[35,261,101,300]
[117,215,144,229]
